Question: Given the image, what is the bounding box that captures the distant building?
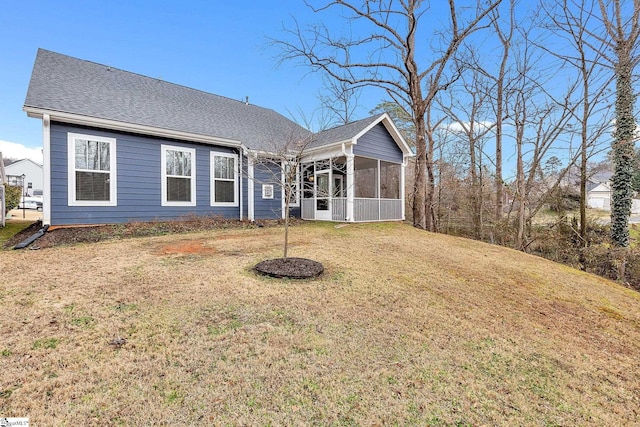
[4,158,44,197]
[587,171,640,214]
[0,152,6,185]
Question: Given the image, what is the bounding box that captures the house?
[3,158,44,197]
[586,172,612,211]
[587,171,640,214]
[23,49,412,227]
[0,152,6,185]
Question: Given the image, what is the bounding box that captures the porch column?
[346,154,354,222]
[401,158,406,221]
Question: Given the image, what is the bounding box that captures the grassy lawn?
[1,222,639,425]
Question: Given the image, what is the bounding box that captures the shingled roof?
[24,49,313,151]
[24,49,407,156]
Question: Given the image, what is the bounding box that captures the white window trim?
[161,144,196,207]
[210,151,239,207]
[262,184,274,199]
[67,132,117,207]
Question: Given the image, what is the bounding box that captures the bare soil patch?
[154,239,218,256]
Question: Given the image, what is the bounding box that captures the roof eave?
[24,106,243,148]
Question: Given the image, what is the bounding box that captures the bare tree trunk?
[493,0,515,221]
[425,126,436,231]
[598,0,640,247]
[413,126,427,229]
[515,121,526,250]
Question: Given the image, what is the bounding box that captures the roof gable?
[311,113,412,156]
[4,158,43,170]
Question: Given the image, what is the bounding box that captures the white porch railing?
[332,197,346,221]
[301,197,402,221]
[301,199,314,220]
[354,198,402,221]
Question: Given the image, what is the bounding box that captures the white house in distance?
[4,158,44,197]
[587,171,640,214]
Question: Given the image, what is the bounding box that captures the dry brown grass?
[1,222,639,426]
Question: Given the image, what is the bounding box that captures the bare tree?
[501,21,584,249]
[540,0,613,245]
[438,69,495,239]
[489,0,517,222]
[318,75,362,125]
[274,0,501,231]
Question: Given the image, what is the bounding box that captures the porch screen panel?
[354,157,378,198]
[380,161,400,199]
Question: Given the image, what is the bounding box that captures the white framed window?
[68,133,117,206]
[211,152,238,206]
[162,145,196,206]
[284,162,300,206]
[262,184,274,199]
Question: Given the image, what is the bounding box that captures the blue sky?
[0,0,381,162]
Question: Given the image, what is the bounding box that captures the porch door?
[315,170,332,220]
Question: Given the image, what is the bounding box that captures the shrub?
[3,184,22,214]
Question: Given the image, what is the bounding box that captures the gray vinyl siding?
[353,123,403,163]
[50,123,241,225]
[253,162,282,220]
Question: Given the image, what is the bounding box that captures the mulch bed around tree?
[254,257,324,279]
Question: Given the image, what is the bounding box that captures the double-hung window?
[68,133,117,206]
[211,152,238,206]
[162,145,196,206]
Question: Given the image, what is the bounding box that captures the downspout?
[239,148,243,220]
[42,114,51,226]
[247,152,255,221]
[281,166,286,220]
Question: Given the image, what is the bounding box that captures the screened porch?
[299,156,404,222]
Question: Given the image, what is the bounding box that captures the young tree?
[248,126,316,259]
[274,0,502,231]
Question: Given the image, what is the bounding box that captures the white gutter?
[24,107,242,148]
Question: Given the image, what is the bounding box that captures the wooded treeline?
[276,0,640,286]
